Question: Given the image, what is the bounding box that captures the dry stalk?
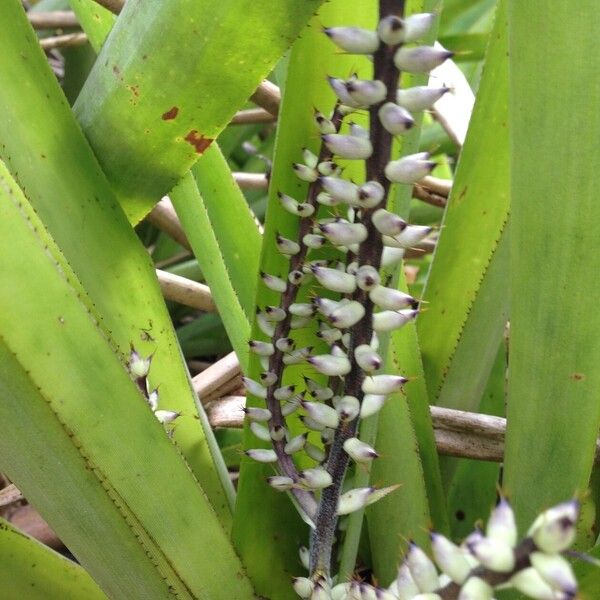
[28,11,79,29]
[155,270,215,312]
[39,32,87,51]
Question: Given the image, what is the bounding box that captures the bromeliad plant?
[2,0,600,599]
[242,6,582,600]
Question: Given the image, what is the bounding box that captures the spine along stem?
[311,1,412,579]
[247,107,345,521]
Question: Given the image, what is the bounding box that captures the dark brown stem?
[437,538,536,599]
[261,108,344,520]
[310,0,405,578]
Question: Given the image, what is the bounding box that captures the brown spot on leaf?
[570,373,585,381]
[458,186,468,200]
[184,130,213,154]
[162,106,179,121]
[129,85,140,97]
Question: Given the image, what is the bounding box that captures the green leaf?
[0,161,254,599]
[440,0,497,35]
[61,44,97,104]
[73,0,324,223]
[69,0,260,363]
[575,545,600,599]
[165,258,204,281]
[0,517,106,600]
[503,0,600,529]
[0,340,175,600]
[68,0,114,52]
[427,219,508,497]
[435,230,509,417]
[417,0,509,418]
[366,377,437,581]
[231,3,376,597]
[439,32,489,62]
[0,0,233,525]
[218,121,264,160]
[366,268,449,585]
[171,144,262,363]
[177,314,232,358]
[446,343,506,540]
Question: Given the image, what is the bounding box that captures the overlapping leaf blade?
[575,545,600,599]
[68,0,113,50]
[0,0,234,524]
[73,0,324,222]
[504,0,600,529]
[0,161,254,599]
[71,0,263,372]
[417,0,509,418]
[171,146,262,365]
[0,518,106,600]
[446,343,506,540]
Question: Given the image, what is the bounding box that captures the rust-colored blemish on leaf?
[184,130,213,154]
[570,373,585,381]
[129,85,140,97]
[162,106,179,121]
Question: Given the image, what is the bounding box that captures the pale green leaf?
[417,0,509,420]
[445,343,506,540]
[73,0,324,222]
[504,0,600,529]
[0,517,106,600]
[0,0,234,523]
[171,145,261,363]
[68,0,113,51]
